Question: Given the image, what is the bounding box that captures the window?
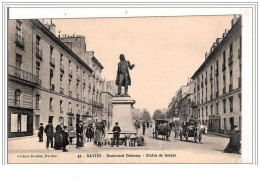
[224,118,226,130]
[69,102,72,112]
[223,51,226,62]
[49,98,53,111]
[216,102,219,115]
[15,89,21,106]
[210,105,213,116]
[36,62,40,78]
[223,99,226,113]
[239,94,241,111]
[36,35,40,50]
[60,53,63,64]
[230,43,233,57]
[36,94,40,109]
[230,70,233,84]
[69,79,71,92]
[50,46,53,57]
[16,20,22,36]
[60,100,63,113]
[206,106,208,117]
[69,60,71,69]
[229,97,233,113]
[16,54,22,69]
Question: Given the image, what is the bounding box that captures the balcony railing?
[216,91,219,98]
[228,56,233,66]
[36,48,42,60]
[60,63,64,72]
[223,87,226,94]
[50,57,55,67]
[15,33,24,49]
[60,87,64,94]
[69,69,73,77]
[8,65,41,86]
[238,77,241,88]
[229,84,233,92]
[69,91,72,97]
[50,84,55,91]
[238,48,241,59]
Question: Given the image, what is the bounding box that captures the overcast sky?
[53,15,234,115]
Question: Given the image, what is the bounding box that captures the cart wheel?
[186,132,188,141]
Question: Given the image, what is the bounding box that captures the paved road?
[8,127,241,163]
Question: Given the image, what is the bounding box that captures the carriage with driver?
[153,119,171,141]
[179,118,207,143]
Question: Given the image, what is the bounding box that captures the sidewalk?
[208,131,230,138]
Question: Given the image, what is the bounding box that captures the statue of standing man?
[115,54,135,96]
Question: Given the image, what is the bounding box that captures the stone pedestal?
[109,96,136,134]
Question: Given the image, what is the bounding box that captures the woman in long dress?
[54,123,63,150]
[86,123,94,142]
[95,122,103,148]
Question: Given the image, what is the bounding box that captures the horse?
[194,124,208,143]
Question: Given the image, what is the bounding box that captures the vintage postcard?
[4,5,254,164]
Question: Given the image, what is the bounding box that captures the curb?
[208,132,230,138]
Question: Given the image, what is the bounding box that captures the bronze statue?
[115,54,135,96]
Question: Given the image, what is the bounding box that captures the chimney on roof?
[216,38,221,44]
[49,19,56,36]
[231,15,239,27]
[205,51,209,59]
[58,30,61,38]
[44,22,50,30]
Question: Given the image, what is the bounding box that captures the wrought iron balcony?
[228,56,233,66]
[229,84,233,92]
[8,65,41,86]
[50,57,55,67]
[36,48,42,60]
[15,33,24,49]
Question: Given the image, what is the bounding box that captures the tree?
[152,109,163,121]
[142,110,151,122]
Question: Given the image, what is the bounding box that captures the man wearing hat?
[38,123,44,142]
[111,122,121,147]
[44,120,54,149]
[76,120,84,148]
[62,126,69,152]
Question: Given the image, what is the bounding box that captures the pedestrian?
[111,122,121,147]
[76,120,84,148]
[224,125,241,154]
[134,120,139,133]
[95,122,103,148]
[142,121,146,135]
[146,121,149,129]
[54,122,63,150]
[62,126,69,152]
[38,123,44,142]
[86,123,94,142]
[44,120,54,149]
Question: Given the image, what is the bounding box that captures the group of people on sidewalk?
[38,120,123,151]
[38,120,69,152]
[134,120,152,135]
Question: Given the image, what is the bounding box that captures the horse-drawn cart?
[153,119,171,141]
[179,119,208,143]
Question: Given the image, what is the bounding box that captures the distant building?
[191,15,241,135]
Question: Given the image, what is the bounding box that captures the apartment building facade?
[8,19,95,137]
[191,16,242,135]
